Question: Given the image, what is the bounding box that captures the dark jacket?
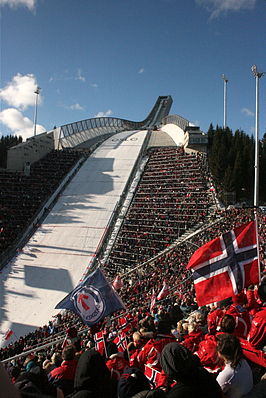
[72,349,116,398]
[160,342,223,398]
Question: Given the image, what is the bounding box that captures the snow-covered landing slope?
[0,130,147,345]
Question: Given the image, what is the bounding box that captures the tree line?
[207,124,266,205]
[0,135,22,168]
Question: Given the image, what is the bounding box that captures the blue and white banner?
[55,268,126,325]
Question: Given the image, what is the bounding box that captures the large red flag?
[187,221,259,306]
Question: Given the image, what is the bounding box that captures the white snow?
[0,130,147,346]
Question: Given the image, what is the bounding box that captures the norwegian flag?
[113,275,123,290]
[144,365,161,389]
[118,315,135,333]
[157,281,169,301]
[4,329,13,341]
[187,221,260,306]
[113,332,127,352]
[94,331,106,356]
[150,289,157,313]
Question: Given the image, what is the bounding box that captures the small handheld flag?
[144,365,161,389]
[94,331,106,356]
[113,275,123,290]
[113,332,127,352]
[157,281,169,301]
[150,289,156,313]
[55,268,126,326]
[4,329,13,341]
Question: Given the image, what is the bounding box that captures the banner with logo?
[55,268,126,326]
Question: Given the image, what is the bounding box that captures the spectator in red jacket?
[136,321,176,372]
[181,321,204,353]
[245,285,261,314]
[226,293,251,338]
[106,342,129,380]
[247,280,266,350]
[128,332,150,368]
[207,298,231,334]
[48,345,78,396]
[196,315,236,372]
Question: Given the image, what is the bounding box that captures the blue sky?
[0,0,265,140]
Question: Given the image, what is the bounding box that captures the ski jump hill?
[0,96,208,345]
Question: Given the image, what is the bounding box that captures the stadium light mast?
[221,74,228,129]
[251,65,264,208]
[33,86,41,137]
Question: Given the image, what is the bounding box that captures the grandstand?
[0,96,265,397]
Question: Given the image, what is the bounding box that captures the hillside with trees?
[207,124,266,205]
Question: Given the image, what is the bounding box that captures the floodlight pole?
[251,65,264,208]
[33,86,41,136]
[221,74,228,129]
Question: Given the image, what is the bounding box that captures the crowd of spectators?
[107,147,212,277]
[0,145,266,397]
[0,149,84,256]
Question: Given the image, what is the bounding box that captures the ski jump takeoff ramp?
[0,130,148,345]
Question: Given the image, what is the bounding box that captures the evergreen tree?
[207,126,266,204]
[0,135,23,168]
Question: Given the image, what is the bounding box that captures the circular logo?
[72,285,105,323]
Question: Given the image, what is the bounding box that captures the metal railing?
[59,96,173,148]
[161,114,190,131]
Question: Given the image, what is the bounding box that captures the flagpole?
[222,74,228,129]
[251,65,264,208]
[251,65,264,283]
[125,334,130,362]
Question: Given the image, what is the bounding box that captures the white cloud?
[138,68,145,74]
[241,107,254,117]
[0,108,46,140]
[60,102,85,111]
[94,110,112,117]
[69,103,84,111]
[50,69,87,84]
[192,120,200,126]
[75,68,86,82]
[0,74,41,110]
[195,0,256,18]
[90,83,98,88]
[0,0,35,10]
